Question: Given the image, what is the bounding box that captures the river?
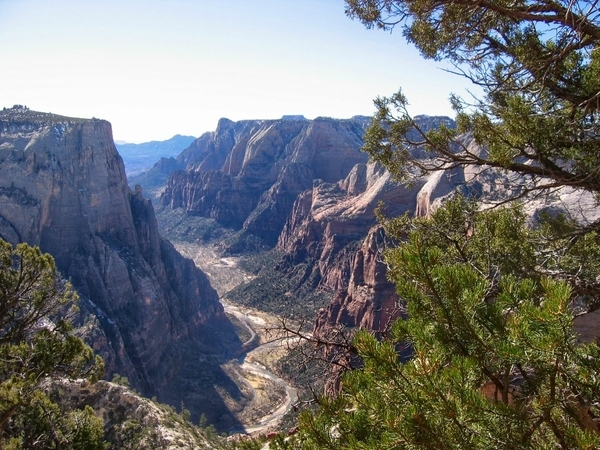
[173,242,299,435]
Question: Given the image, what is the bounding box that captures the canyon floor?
[173,241,298,435]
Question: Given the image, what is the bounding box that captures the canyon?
[148,113,600,353]
[3,105,598,439]
[149,114,460,337]
[0,106,242,429]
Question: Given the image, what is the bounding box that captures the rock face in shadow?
[0,106,241,425]
[160,116,372,247]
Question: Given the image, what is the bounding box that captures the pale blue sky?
[0,0,475,143]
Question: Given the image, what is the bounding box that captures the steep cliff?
[0,106,241,424]
[273,158,464,332]
[160,116,371,248]
[312,225,400,333]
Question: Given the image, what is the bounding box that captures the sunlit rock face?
[274,114,463,331]
[160,116,372,247]
[312,224,401,335]
[276,159,464,336]
[0,106,240,416]
[271,154,463,394]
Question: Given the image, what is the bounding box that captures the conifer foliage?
[283,199,600,449]
[277,1,600,448]
[346,0,600,198]
[0,239,105,449]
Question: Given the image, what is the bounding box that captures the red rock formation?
[276,157,468,335]
[277,164,411,332]
[314,224,401,334]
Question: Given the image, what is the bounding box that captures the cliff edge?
[0,105,241,426]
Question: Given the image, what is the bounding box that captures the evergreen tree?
[343,0,600,310]
[277,1,600,448]
[345,0,600,199]
[0,239,105,449]
[282,198,600,449]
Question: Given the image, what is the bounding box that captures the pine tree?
[282,199,600,449]
[345,0,600,199]
[0,239,106,449]
[276,1,600,448]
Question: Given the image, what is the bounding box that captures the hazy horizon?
[0,0,477,143]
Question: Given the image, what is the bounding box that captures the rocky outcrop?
[46,379,215,449]
[0,106,240,422]
[275,159,464,333]
[160,116,372,247]
[285,161,493,335]
[313,224,401,334]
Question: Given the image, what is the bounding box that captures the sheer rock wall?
[0,106,239,413]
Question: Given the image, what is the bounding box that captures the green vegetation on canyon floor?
[3,0,600,447]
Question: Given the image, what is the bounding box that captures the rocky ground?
[48,379,216,449]
[172,242,253,297]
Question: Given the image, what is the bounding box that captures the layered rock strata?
[0,106,240,422]
[277,159,464,334]
[160,116,371,246]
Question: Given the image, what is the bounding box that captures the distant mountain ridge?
[116,134,196,177]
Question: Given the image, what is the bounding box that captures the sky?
[0,0,476,143]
